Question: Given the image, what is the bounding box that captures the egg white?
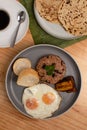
[22,84,62,119]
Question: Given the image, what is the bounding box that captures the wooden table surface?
[0,30,87,130]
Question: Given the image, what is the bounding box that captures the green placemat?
[20,0,87,48]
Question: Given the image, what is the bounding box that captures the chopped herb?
[45,65,55,75]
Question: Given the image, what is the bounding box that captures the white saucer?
[34,3,77,40]
[0,0,29,48]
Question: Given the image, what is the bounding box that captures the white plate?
[0,0,29,48]
[34,3,77,40]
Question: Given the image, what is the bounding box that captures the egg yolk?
[26,98,38,110]
[42,92,55,105]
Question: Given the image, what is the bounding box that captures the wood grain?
[0,30,87,130]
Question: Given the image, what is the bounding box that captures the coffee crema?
[0,10,10,30]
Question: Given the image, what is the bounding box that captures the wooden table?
[0,30,87,130]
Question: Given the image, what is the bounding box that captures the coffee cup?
[0,10,10,30]
[0,0,29,48]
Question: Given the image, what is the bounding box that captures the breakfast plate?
[5,44,81,119]
[0,0,29,48]
[34,2,78,40]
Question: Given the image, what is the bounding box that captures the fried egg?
[22,84,62,119]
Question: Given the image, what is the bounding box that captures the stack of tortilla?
[35,0,87,36]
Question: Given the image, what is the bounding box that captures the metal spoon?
[10,11,26,47]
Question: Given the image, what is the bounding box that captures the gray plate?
[5,44,81,119]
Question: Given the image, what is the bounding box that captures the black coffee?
[0,10,10,30]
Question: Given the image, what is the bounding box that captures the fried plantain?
[55,76,77,92]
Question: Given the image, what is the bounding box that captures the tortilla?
[35,0,62,23]
[58,0,87,36]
